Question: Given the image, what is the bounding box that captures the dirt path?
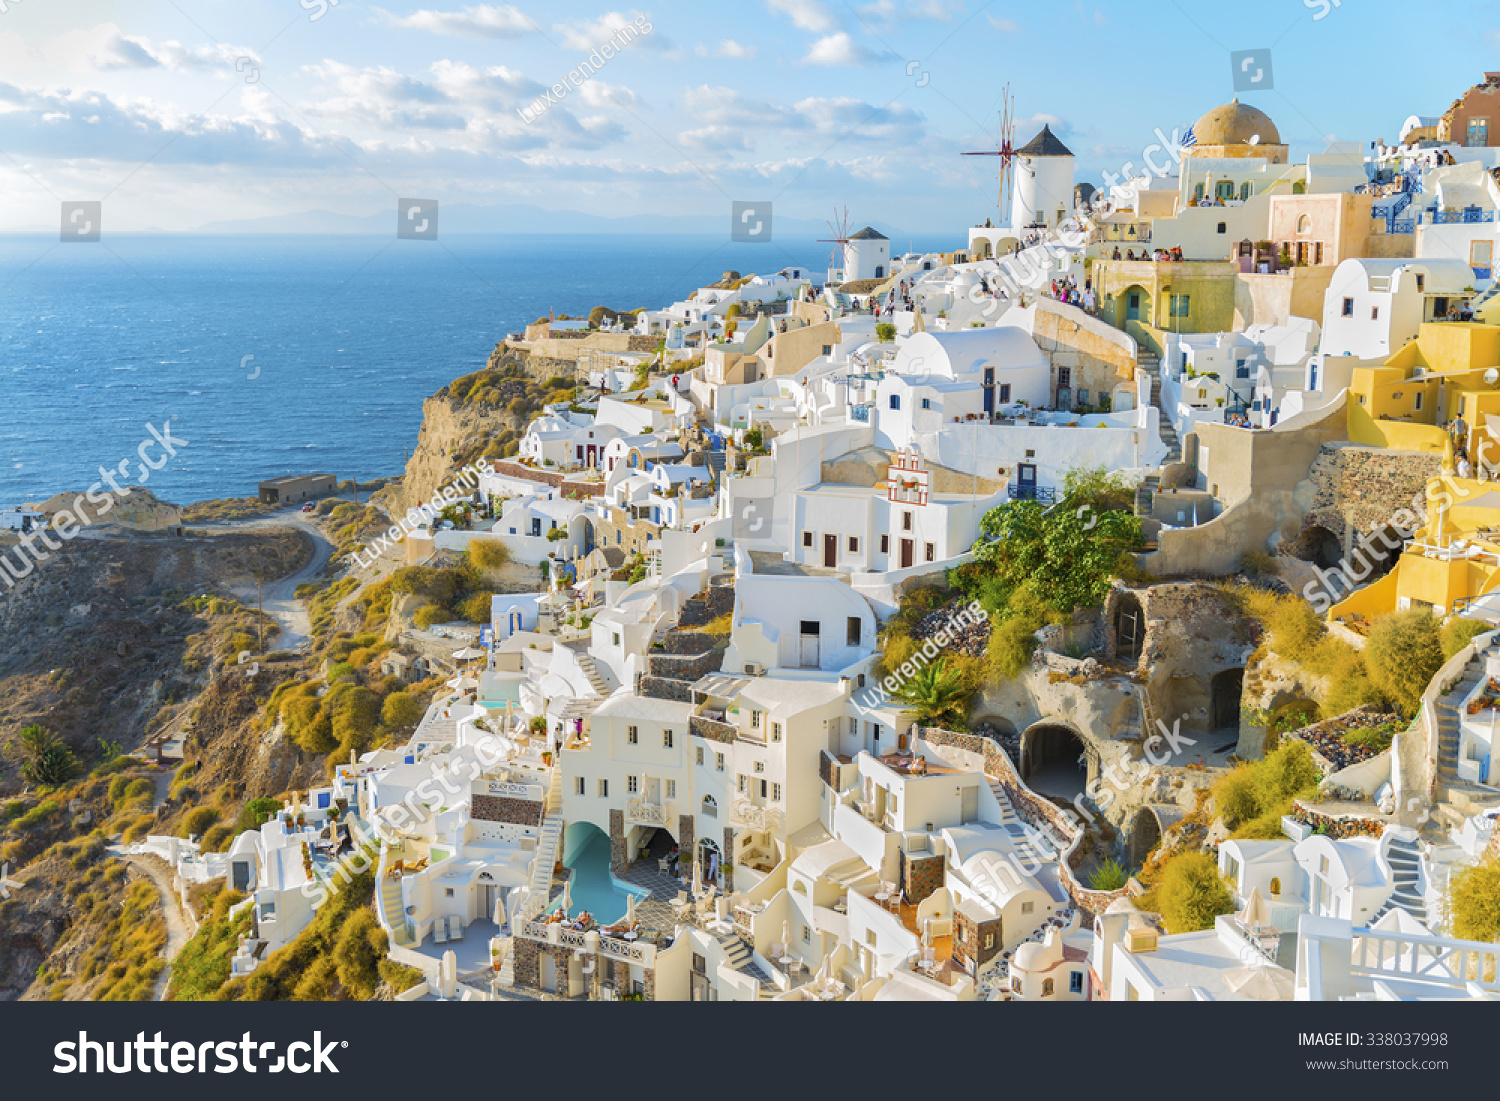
[108,845,195,1001]
[190,507,337,652]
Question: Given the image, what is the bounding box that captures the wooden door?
[823,533,837,567]
[900,539,914,569]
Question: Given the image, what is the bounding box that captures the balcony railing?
[1007,484,1057,502]
[730,798,783,832]
[625,798,669,826]
[1430,209,1494,224]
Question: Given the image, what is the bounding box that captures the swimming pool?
[477,676,524,708]
[552,830,644,925]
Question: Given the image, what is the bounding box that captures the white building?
[1320,258,1478,359]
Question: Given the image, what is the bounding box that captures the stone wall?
[952,908,1002,975]
[722,827,736,893]
[677,813,695,878]
[1301,442,1441,561]
[489,460,604,498]
[920,726,1128,916]
[471,794,544,827]
[646,648,725,683]
[901,851,944,906]
[609,809,626,875]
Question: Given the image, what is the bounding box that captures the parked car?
[301,503,316,512]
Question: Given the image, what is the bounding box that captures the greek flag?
[1180,124,1197,148]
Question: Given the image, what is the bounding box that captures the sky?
[0,0,1494,234]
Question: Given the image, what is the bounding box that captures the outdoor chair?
[450,917,465,941]
[433,921,449,945]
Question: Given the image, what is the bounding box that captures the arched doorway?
[1119,283,1150,326]
[1114,592,1145,662]
[1020,723,1090,799]
[1211,668,1244,731]
[698,837,723,885]
[1127,807,1162,868]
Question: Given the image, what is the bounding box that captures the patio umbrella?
[781,920,790,952]
[921,918,934,949]
[691,857,703,898]
[817,950,834,986]
[494,894,507,929]
[625,892,637,926]
[560,878,572,917]
[1239,887,1270,930]
[453,647,485,662]
[1224,961,1294,1001]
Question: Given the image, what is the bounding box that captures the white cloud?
[377,5,536,39]
[767,0,839,33]
[553,11,668,52]
[91,35,261,72]
[695,39,756,59]
[801,32,895,67]
[578,81,641,110]
[678,125,752,152]
[987,15,1020,32]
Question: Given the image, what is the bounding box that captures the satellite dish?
[1485,368,1499,385]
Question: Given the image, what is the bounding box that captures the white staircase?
[530,815,563,896]
[380,874,410,945]
[1430,637,1500,827]
[577,654,612,697]
[988,780,1048,864]
[1371,833,1428,926]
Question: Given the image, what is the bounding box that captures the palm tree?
[892,659,972,730]
[12,724,79,786]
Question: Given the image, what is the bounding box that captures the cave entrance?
[1114,593,1145,663]
[1020,723,1089,800]
[1127,807,1163,869]
[1211,668,1245,731]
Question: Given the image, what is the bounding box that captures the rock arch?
[1019,721,1092,799]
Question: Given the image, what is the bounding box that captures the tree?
[875,321,896,343]
[381,692,422,730]
[467,539,512,572]
[1444,856,1500,942]
[1153,851,1235,934]
[1441,616,1491,660]
[971,489,1144,616]
[11,724,79,786]
[892,659,972,729]
[1366,608,1444,717]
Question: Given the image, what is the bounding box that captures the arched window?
[1296,214,1312,234]
[1042,978,1054,997]
[1292,181,1306,195]
[1240,181,1252,200]
[701,795,717,818]
[1270,876,1281,896]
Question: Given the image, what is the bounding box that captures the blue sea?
[0,232,951,507]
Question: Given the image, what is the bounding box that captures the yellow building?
[1332,322,1500,621]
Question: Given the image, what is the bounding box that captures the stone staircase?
[1426,639,1500,830]
[576,653,613,697]
[1371,833,1428,926]
[1142,353,1182,465]
[987,780,1047,865]
[717,932,771,991]
[705,449,727,484]
[530,815,563,896]
[1135,473,1159,518]
[379,874,410,946]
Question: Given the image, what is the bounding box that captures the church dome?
[1192,98,1281,147]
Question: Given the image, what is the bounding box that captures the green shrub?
[180,806,220,839]
[1441,616,1491,660]
[1444,856,1500,942]
[413,605,449,629]
[236,798,283,833]
[1365,608,1444,717]
[1088,857,1130,891]
[1153,851,1235,934]
[459,592,494,623]
[381,692,423,730]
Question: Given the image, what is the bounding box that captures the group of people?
[1110,245,1184,262]
[1046,276,1095,314]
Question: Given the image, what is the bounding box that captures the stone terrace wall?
[489,460,604,498]
[920,726,1127,916]
[1302,443,1441,559]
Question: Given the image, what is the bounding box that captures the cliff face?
[375,394,520,518]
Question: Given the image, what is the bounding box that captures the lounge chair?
[433,921,449,945]
[449,916,465,941]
